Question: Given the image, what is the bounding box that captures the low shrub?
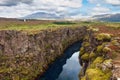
[96,33,111,41]
[81,53,89,61]
[103,47,111,53]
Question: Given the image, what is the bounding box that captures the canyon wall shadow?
[37,41,82,80]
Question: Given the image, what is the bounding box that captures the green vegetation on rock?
[81,76,86,80]
[97,45,104,53]
[103,47,111,53]
[81,53,89,61]
[0,53,44,80]
[91,28,99,32]
[88,27,99,32]
[111,40,119,45]
[89,52,96,59]
[86,68,111,80]
[89,57,104,68]
[96,33,111,41]
[82,42,90,47]
[83,35,89,40]
[79,23,117,80]
[93,57,104,64]
[80,47,85,56]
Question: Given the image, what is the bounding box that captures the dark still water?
[57,52,81,80]
[38,41,82,80]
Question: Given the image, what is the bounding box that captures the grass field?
[0,19,120,31]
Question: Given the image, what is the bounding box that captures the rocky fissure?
[0,26,119,80]
[0,27,87,80]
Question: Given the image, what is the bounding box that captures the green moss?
[80,47,85,56]
[81,76,86,80]
[105,71,112,79]
[103,59,112,69]
[89,52,96,59]
[81,53,89,61]
[4,77,11,80]
[12,74,20,80]
[15,55,20,59]
[103,47,111,53]
[82,42,90,47]
[104,59,112,63]
[111,51,118,59]
[0,55,9,61]
[0,53,43,80]
[97,45,104,53]
[45,44,51,49]
[21,78,29,80]
[88,27,99,32]
[83,35,89,40]
[90,57,104,68]
[93,57,104,64]
[96,33,111,41]
[21,69,29,75]
[111,40,119,45]
[0,67,9,73]
[91,28,99,32]
[86,68,111,80]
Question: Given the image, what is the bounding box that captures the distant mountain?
[92,13,120,22]
[22,12,120,22]
[22,12,64,19]
[0,17,18,21]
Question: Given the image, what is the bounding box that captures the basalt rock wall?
[0,27,87,80]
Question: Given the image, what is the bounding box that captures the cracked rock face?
[0,27,87,80]
[112,61,120,79]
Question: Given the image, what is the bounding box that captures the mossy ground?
[79,26,118,80]
[96,33,111,41]
[0,53,44,80]
[85,68,112,80]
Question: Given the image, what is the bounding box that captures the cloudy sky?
[0,0,120,18]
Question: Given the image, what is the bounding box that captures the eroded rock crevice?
[0,27,87,80]
[0,26,118,80]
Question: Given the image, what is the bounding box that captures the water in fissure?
[38,41,82,80]
[57,51,81,80]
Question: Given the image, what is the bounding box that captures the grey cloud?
[111,2,120,6]
[105,0,120,6]
[0,0,83,18]
[0,0,33,6]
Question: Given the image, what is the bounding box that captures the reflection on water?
[38,41,82,80]
[57,52,81,80]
